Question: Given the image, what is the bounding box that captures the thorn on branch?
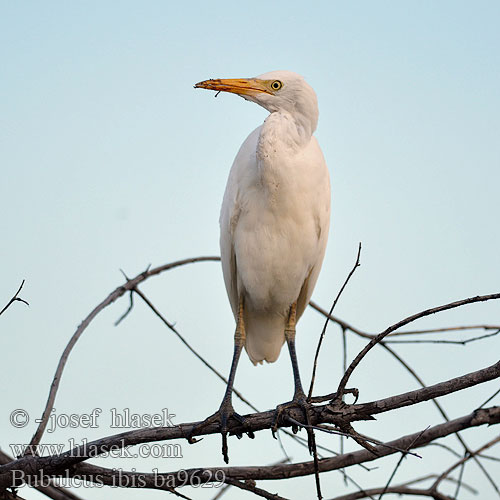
[118,268,130,281]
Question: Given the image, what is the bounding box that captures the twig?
[114,290,134,326]
[377,427,428,499]
[308,243,361,400]
[125,273,346,473]
[286,417,421,458]
[334,292,500,402]
[311,299,500,490]
[213,458,291,500]
[0,280,29,317]
[399,474,477,494]
[387,324,500,336]
[129,285,313,465]
[383,328,500,345]
[310,300,500,340]
[0,490,28,500]
[282,432,374,471]
[0,449,83,500]
[425,442,462,459]
[340,326,347,484]
[478,385,500,409]
[270,289,500,496]
[478,452,500,462]
[298,245,361,500]
[132,286,258,412]
[211,484,230,500]
[310,429,323,500]
[452,451,467,500]
[224,478,289,499]
[377,342,498,493]
[342,360,500,419]
[431,434,500,494]
[327,486,453,500]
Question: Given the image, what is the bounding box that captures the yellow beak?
[194,78,272,96]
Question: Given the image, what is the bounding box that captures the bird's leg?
[273,302,315,452]
[189,296,250,463]
[285,302,306,401]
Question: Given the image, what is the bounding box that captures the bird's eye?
[271,80,283,91]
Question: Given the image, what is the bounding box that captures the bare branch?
[213,459,291,500]
[479,385,500,408]
[424,442,462,459]
[387,324,500,336]
[375,342,497,492]
[383,328,500,345]
[342,360,500,419]
[114,290,134,326]
[311,296,500,489]
[0,489,28,500]
[130,285,317,465]
[399,474,477,494]
[334,292,500,401]
[309,302,500,341]
[327,486,453,500]
[377,427,428,499]
[132,286,258,412]
[1,388,498,489]
[0,449,83,500]
[286,417,421,458]
[223,478,289,499]
[38,406,500,489]
[0,280,29,317]
[308,243,361,400]
[431,434,500,493]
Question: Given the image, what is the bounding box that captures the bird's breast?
[233,138,330,313]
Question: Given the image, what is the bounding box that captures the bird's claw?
[188,400,252,464]
[272,391,315,453]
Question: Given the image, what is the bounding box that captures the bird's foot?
[188,399,254,463]
[272,389,316,453]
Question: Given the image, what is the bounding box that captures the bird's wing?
[296,140,331,320]
[220,199,240,319]
[219,126,262,319]
[295,215,329,320]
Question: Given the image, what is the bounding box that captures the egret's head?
[195,70,319,134]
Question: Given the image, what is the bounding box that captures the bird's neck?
[257,111,313,158]
[255,111,314,193]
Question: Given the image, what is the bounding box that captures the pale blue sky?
[1,1,499,499]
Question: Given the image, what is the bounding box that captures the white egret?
[194,71,330,462]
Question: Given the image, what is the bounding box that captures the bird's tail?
[244,311,286,365]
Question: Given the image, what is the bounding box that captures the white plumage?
[209,71,330,363]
